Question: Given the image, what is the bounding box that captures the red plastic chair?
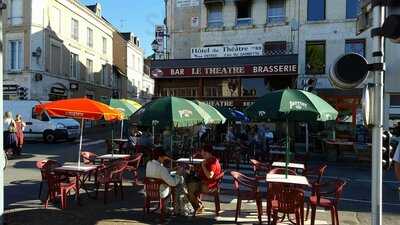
[231,171,263,224]
[125,153,143,185]
[309,179,347,225]
[143,177,172,223]
[305,164,328,220]
[43,161,76,209]
[250,159,271,179]
[198,172,225,216]
[95,160,128,204]
[271,187,305,225]
[266,168,297,223]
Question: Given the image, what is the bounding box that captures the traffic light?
[17,87,28,100]
[382,130,393,170]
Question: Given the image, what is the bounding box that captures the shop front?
[151,55,298,108]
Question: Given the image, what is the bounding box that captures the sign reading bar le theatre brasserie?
[154,64,298,77]
[191,44,263,59]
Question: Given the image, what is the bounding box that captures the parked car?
[3,100,80,143]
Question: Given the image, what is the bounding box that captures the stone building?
[152,0,400,128]
[3,0,116,101]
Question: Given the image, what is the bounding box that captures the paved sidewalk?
[3,141,400,225]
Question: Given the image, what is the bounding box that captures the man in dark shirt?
[186,145,221,215]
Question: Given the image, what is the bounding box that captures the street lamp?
[151,40,159,53]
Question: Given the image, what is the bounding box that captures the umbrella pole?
[111,123,114,156]
[78,118,84,168]
[120,120,124,139]
[152,124,155,145]
[306,123,309,153]
[286,119,289,178]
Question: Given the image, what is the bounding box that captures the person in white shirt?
[146,147,181,198]
[394,143,400,180]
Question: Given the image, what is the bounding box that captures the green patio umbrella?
[130,96,211,128]
[245,89,338,176]
[193,100,226,124]
[109,99,142,138]
[130,97,211,158]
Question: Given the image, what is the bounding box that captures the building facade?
[152,0,400,128]
[3,0,116,102]
[112,32,154,103]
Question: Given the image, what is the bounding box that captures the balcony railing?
[267,16,286,24]
[264,42,294,56]
[236,18,252,26]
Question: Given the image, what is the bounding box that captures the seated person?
[186,145,221,214]
[146,147,181,198]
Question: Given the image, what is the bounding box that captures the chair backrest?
[81,151,97,164]
[42,160,62,190]
[250,159,270,173]
[316,164,328,184]
[127,153,143,169]
[269,167,297,175]
[274,187,304,214]
[143,177,166,201]
[333,179,347,206]
[111,160,128,178]
[230,171,257,192]
[36,160,48,180]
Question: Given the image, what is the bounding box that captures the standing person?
[225,126,236,143]
[14,114,26,156]
[3,112,17,156]
[186,145,221,215]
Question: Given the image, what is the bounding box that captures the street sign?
[329,53,369,89]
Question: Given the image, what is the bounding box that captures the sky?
[80,0,165,57]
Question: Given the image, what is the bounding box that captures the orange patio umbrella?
[34,98,124,167]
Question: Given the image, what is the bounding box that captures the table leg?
[76,174,81,205]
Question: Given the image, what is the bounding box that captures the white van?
[3,100,80,143]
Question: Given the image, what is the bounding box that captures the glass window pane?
[390,95,400,107]
[346,0,358,19]
[241,78,270,97]
[306,41,326,74]
[264,41,287,55]
[208,5,223,27]
[10,41,16,69]
[268,0,285,23]
[307,0,325,21]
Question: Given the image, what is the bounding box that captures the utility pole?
[371,3,385,225]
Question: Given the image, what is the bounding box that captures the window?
[241,78,270,97]
[50,44,61,75]
[204,87,222,97]
[236,1,252,26]
[102,37,107,54]
[161,88,197,97]
[87,27,93,47]
[207,5,223,28]
[71,18,79,41]
[307,0,325,21]
[390,95,400,107]
[101,65,107,86]
[264,41,287,55]
[346,0,358,19]
[345,39,365,57]
[305,41,326,74]
[86,59,94,83]
[267,0,285,23]
[50,7,61,33]
[8,40,23,71]
[10,0,23,25]
[70,53,79,79]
